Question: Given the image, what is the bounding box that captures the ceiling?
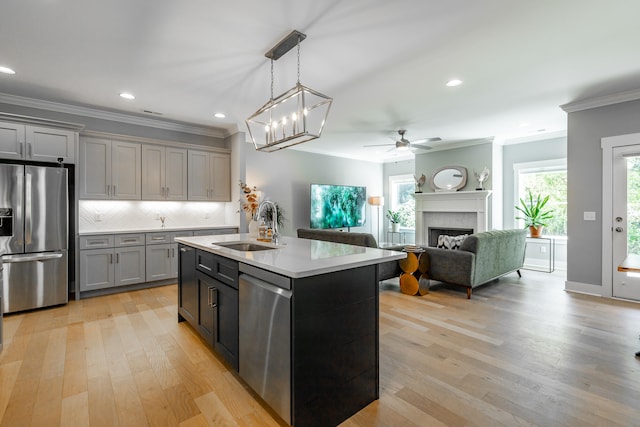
[2,0,640,162]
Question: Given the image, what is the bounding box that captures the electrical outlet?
[155,213,161,220]
[540,246,547,253]
[204,211,209,219]
[95,212,102,221]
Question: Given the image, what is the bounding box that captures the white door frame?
[601,132,640,298]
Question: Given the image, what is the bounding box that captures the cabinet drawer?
[79,235,114,249]
[171,230,194,242]
[146,232,172,245]
[115,233,145,246]
[196,250,238,289]
[193,228,237,236]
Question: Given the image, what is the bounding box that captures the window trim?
[513,158,567,235]
[388,173,415,230]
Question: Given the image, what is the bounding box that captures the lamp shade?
[368,196,384,206]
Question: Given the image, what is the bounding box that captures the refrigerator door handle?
[24,171,32,245]
[3,252,64,263]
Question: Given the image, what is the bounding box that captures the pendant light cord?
[297,36,301,85]
[270,58,274,100]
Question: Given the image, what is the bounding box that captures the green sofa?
[296,228,527,299]
[423,229,527,298]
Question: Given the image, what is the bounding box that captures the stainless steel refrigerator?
[0,163,68,313]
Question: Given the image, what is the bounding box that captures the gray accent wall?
[502,136,567,229]
[567,98,640,289]
[414,143,493,192]
[244,145,383,237]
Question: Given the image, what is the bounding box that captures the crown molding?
[500,130,567,146]
[560,88,640,113]
[81,130,230,154]
[0,112,84,130]
[0,92,227,138]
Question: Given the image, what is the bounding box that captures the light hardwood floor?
[1,270,640,426]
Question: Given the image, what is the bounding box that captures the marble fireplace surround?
[414,190,492,246]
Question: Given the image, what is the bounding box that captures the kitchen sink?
[214,241,278,252]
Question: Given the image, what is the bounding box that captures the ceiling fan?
[364,130,441,152]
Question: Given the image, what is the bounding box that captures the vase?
[529,225,543,238]
[248,219,259,237]
[392,222,400,233]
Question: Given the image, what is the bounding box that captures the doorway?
[612,146,640,300]
[602,132,640,300]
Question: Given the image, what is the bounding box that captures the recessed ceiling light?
[214,113,226,118]
[519,122,529,127]
[446,79,463,87]
[0,66,16,75]
[119,92,135,100]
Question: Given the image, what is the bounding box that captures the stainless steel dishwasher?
[238,263,292,424]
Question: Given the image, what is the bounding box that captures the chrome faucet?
[256,200,278,240]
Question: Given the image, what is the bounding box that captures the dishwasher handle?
[239,273,292,299]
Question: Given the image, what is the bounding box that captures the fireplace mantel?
[414,190,492,245]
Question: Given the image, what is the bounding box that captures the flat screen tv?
[310,184,366,229]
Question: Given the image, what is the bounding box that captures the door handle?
[116,253,120,263]
[616,216,623,222]
[27,143,32,158]
[616,227,624,232]
[19,142,23,155]
[210,287,218,308]
[167,248,171,258]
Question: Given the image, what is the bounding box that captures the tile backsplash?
[79,200,235,232]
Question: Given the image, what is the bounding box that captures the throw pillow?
[436,234,468,250]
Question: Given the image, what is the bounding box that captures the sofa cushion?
[436,234,468,249]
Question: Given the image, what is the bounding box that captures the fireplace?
[414,190,491,246]
[428,227,474,247]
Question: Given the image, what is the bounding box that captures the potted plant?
[515,192,554,237]
[386,209,402,232]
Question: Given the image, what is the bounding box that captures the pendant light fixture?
[246,30,333,152]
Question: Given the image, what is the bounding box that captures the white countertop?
[78,225,238,236]
[175,233,406,279]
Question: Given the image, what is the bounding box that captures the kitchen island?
[175,233,405,427]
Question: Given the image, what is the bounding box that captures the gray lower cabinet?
[79,246,146,291]
[145,244,173,282]
[80,229,236,294]
[79,233,146,292]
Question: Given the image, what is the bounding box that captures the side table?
[387,231,406,245]
[398,248,430,296]
[523,236,555,273]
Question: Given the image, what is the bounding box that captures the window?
[389,174,415,228]
[514,159,567,236]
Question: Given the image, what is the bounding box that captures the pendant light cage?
[246,30,332,152]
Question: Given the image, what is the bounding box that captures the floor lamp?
[368,196,384,246]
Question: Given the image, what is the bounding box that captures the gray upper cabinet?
[79,137,141,199]
[0,121,76,163]
[141,144,188,200]
[187,149,231,201]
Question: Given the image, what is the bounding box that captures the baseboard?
[565,280,602,296]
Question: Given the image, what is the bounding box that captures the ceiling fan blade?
[412,137,442,144]
[410,145,432,151]
[363,143,395,147]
